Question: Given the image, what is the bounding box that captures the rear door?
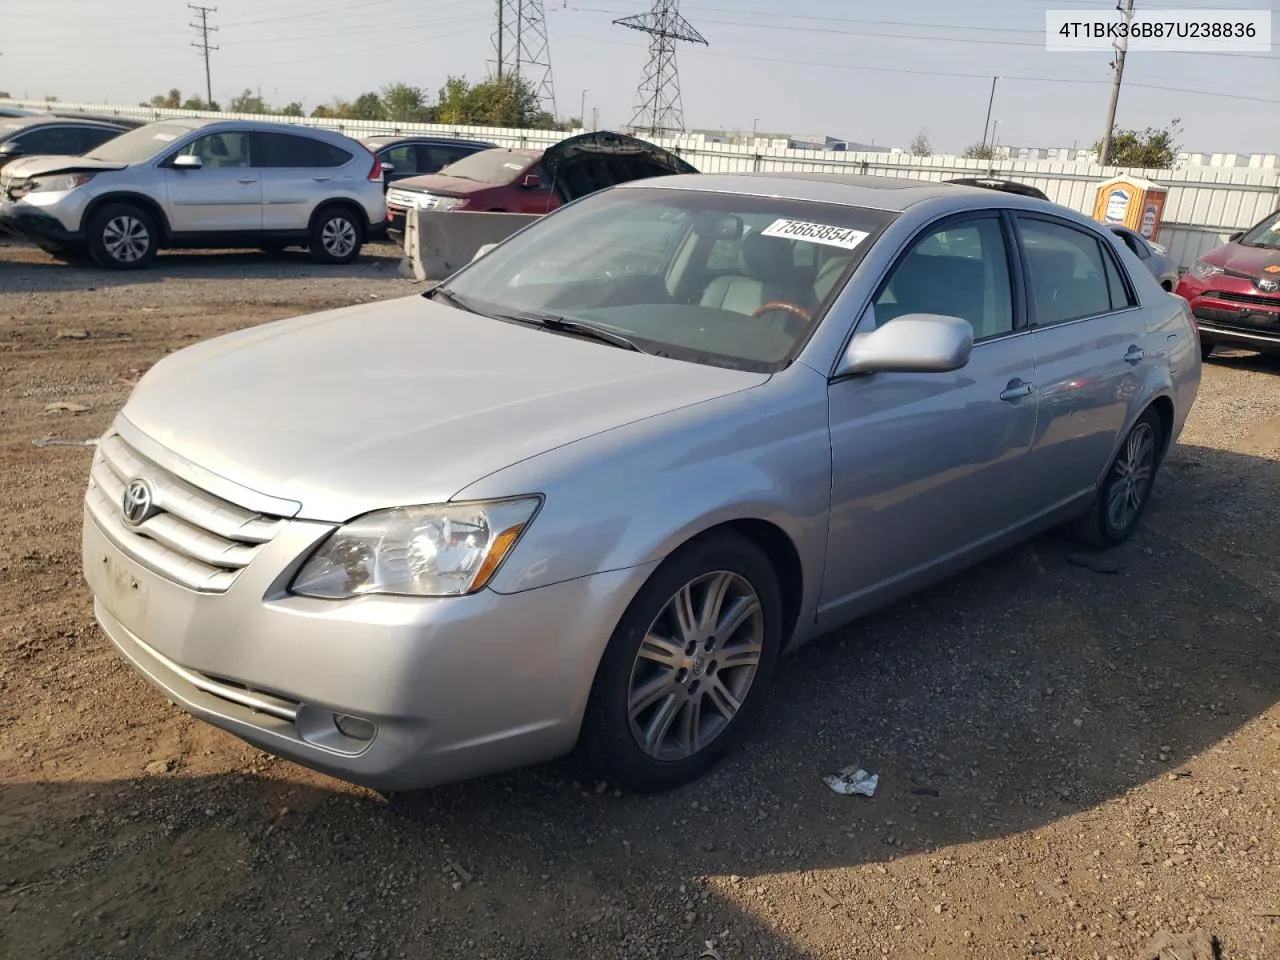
[163,130,262,232]
[252,131,354,231]
[1015,213,1150,508]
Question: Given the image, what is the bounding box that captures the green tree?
[348,91,387,120]
[229,88,269,114]
[0,91,10,100]
[381,83,432,122]
[1094,118,1181,168]
[909,129,932,157]
[181,96,219,111]
[435,75,472,124]
[143,88,182,109]
[311,103,336,119]
[434,74,548,127]
[962,142,994,160]
[280,101,304,117]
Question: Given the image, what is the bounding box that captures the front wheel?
[87,203,158,269]
[309,208,363,264]
[582,531,783,793]
[1070,407,1163,548]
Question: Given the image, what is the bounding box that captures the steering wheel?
[753,301,813,323]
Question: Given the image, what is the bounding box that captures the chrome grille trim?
[86,432,286,593]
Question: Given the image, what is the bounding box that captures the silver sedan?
[81,173,1202,794]
[1108,223,1180,291]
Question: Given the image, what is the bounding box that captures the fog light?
[334,713,377,742]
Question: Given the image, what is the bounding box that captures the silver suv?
[0,118,387,268]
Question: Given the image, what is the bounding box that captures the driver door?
[162,131,263,233]
[819,212,1042,620]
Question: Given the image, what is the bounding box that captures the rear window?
[439,149,535,185]
[252,132,351,168]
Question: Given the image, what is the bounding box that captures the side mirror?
[172,154,203,170]
[471,242,498,263]
[836,313,973,377]
[380,161,395,173]
[521,174,541,189]
[1228,231,1243,243]
[0,141,23,157]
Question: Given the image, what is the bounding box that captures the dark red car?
[384,131,697,234]
[1176,208,1280,359]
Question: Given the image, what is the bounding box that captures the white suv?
[0,118,387,268]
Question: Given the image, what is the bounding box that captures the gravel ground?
[1,238,1278,960]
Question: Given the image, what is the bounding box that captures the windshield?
[438,187,895,373]
[86,123,195,163]
[438,149,536,184]
[1239,211,1280,250]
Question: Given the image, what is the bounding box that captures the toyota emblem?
[121,477,157,526]
[1259,277,1279,294]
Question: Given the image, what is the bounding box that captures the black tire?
[309,207,363,264]
[1069,407,1164,549]
[86,202,158,270]
[582,530,783,793]
[1200,338,1215,361]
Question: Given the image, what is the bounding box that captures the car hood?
[390,174,499,198]
[542,131,699,203]
[1205,241,1280,279]
[0,154,127,181]
[120,296,769,521]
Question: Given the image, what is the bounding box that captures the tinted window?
[380,144,418,174]
[252,132,351,168]
[872,216,1014,341]
[13,125,86,155]
[175,131,250,168]
[1018,217,1114,326]
[421,144,475,174]
[1103,245,1137,310]
[79,126,122,152]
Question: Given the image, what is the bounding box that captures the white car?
[0,118,387,267]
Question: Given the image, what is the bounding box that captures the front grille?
[1213,291,1280,309]
[386,188,444,210]
[85,433,285,592]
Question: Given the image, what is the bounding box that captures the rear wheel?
[87,203,158,269]
[1070,407,1164,548]
[582,531,783,793]
[309,208,363,264]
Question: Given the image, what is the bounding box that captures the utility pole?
[1100,0,1136,165]
[980,76,997,151]
[580,88,588,126]
[188,4,218,107]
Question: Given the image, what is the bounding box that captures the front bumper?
[0,200,82,245]
[1177,277,1280,351]
[83,506,657,791]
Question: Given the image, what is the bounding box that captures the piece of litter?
[44,402,90,414]
[32,436,99,447]
[823,766,878,797]
[814,886,842,909]
[448,860,473,884]
[698,942,724,960]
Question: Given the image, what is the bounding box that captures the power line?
[615,0,708,137]
[188,4,218,106]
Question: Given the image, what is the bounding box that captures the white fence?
[6,99,1278,269]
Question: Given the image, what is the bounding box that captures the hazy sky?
[3,0,1277,154]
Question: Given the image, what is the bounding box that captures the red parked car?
[1176,208,1280,359]
[384,131,697,234]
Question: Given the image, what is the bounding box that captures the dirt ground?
[1,237,1277,960]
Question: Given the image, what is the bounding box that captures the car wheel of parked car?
[1200,338,1215,361]
[1070,407,1164,549]
[87,203,158,270]
[310,208,363,265]
[582,530,783,793]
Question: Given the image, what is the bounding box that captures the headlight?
[436,196,468,211]
[30,173,96,193]
[290,497,541,599]
[1190,259,1224,280]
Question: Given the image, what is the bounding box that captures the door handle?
[999,379,1035,402]
[238,177,258,184]
[312,176,331,182]
[1124,346,1145,365]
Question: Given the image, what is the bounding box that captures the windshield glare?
[86,123,194,163]
[440,187,894,373]
[439,149,536,184]
[1240,212,1280,250]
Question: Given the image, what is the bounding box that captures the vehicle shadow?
[2,442,1278,959]
[1205,347,1280,375]
[0,237,408,292]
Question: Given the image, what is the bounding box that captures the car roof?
[0,114,127,134]
[362,134,492,146]
[137,117,367,148]
[623,171,1071,215]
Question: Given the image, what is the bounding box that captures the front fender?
[453,365,833,625]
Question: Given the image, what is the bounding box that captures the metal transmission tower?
[490,0,557,120]
[188,4,218,107]
[614,0,707,138]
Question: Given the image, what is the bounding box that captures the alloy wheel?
[321,217,357,258]
[627,570,765,762]
[102,216,150,263]
[1107,421,1156,532]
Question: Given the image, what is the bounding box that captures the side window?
[78,127,122,152]
[1102,244,1138,310]
[382,144,418,175]
[421,145,468,174]
[1124,232,1151,260]
[177,132,250,168]
[871,216,1014,341]
[13,126,85,155]
[1018,217,1116,326]
[251,132,350,168]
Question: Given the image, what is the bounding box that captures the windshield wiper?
[424,284,486,315]
[497,312,646,353]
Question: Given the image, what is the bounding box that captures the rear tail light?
[367,152,383,182]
